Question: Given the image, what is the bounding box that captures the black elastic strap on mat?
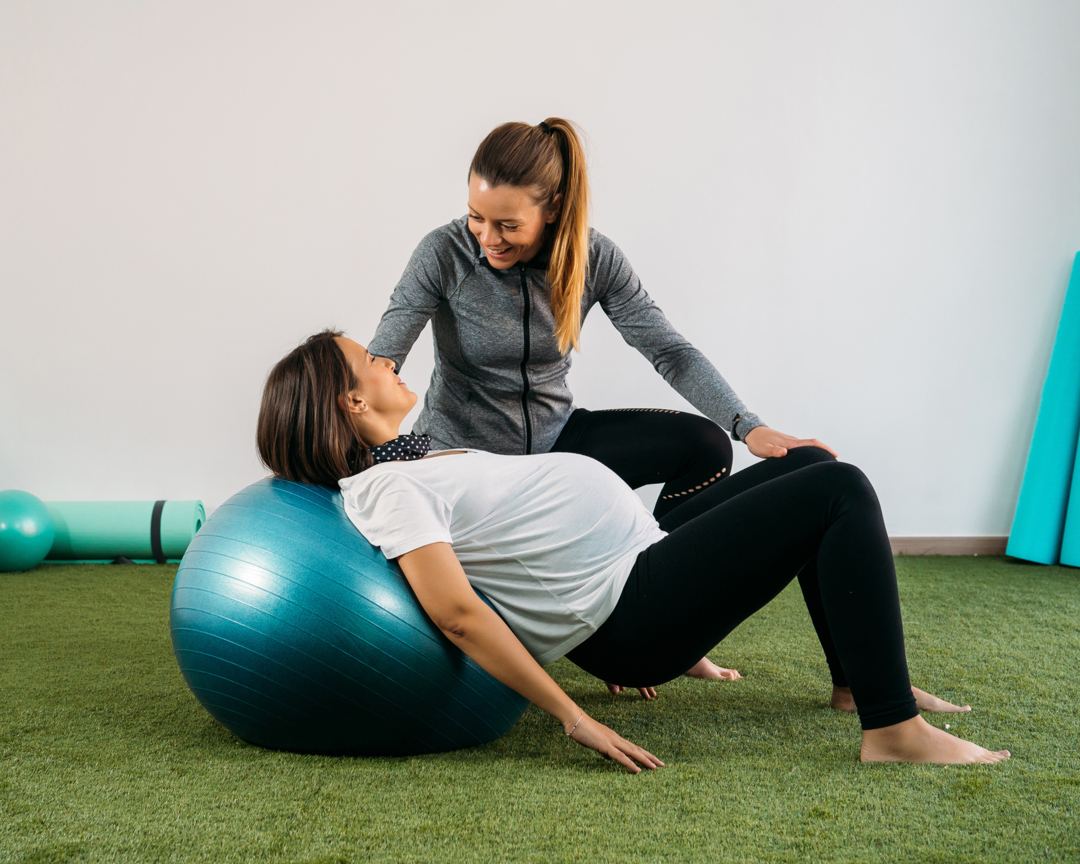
[150,500,166,564]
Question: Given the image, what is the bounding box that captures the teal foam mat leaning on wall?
[45,500,205,563]
[1058,337,1080,565]
[1008,252,1080,565]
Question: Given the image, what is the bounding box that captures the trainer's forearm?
[441,603,581,729]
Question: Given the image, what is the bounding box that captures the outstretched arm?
[595,240,834,456]
[595,241,762,439]
[367,237,447,373]
[397,542,664,774]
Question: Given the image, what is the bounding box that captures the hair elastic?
[538,121,551,134]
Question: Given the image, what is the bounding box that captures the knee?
[785,445,836,468]
[677,414,733,468]
[822,461,878,504]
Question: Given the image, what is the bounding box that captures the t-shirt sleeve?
[342,469,453,559]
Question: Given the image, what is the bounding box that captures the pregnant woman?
[255,330,1010,771]
[367,117,835,684]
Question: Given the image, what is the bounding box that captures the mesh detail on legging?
[607,408,681,414]
[549,407,733,521]
[660,468,728,500]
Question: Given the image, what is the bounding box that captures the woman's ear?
[546,192,563,224]
[338,391,367,416]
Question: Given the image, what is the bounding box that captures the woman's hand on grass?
[744,426,838,460]
[606,682,658,699]
[567,713,664,774]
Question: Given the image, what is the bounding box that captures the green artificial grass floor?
[1,558,1078,864]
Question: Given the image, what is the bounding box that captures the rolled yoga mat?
[45,501,205,563]
[1007,251,1080,565]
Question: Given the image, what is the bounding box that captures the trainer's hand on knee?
[567,713,664,773]
[744,426,838,460]
[606,682,658,700]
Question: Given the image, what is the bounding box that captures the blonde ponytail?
[542,118,590,353]
[469,117,591,353]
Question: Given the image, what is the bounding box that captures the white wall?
[2,1,1078,535]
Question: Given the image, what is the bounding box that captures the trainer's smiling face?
[467,174,561,270]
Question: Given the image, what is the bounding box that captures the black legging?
[567,446,918,731]
[550,407,906,726]
[551,408,733,521]
[551,407,841,685]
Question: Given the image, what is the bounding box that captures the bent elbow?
[440,619,469,640]
[431,607,473,640]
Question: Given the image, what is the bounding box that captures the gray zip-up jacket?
[367,216,763,454]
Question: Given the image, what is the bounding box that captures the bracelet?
[565,711,584,736]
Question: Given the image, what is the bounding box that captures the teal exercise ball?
[0,490,56,573]
[170,478,529,756]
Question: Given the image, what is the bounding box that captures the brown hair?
[256,330,373,487]
[470,117,590,354]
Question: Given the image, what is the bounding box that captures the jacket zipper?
[519,266,533,454]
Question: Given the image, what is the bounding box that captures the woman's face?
[467,174,561,269]
[335,337,416,421]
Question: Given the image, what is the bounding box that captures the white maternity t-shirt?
[339,450,667,665]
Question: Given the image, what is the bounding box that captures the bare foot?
[831,686,856,712]
[684,658,742,680]
[912,686,971,713]
[861,715,1009,764]
[832,685,972,714]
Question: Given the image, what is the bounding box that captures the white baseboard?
[889,536,1008,556]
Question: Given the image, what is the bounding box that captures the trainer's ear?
[545,192,563,224]
[338,391,367,416]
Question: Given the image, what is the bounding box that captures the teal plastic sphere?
[0,491,55,573]
[171,478,529,756]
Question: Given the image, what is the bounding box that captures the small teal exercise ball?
[0,490,56,573]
